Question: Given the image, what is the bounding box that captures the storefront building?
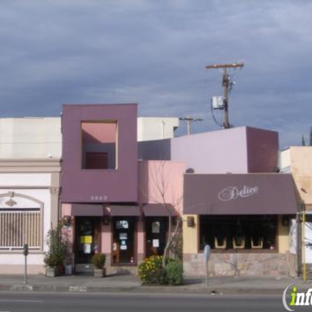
[280,147,312,275]
[183,173,298,277]
[61,104,140,273]
[0,159,61,274]
[61,104,185,274]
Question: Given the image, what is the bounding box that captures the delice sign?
[183,173,297,215]
[218,185,259,202]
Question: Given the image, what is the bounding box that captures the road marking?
[0,300,42,303]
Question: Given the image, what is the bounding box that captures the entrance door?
[112,217,135,264]
[145,217,168,258]
[75,217,100,266]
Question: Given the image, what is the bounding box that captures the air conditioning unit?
[211,96,225,110]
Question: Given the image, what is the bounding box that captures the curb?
[0,283,287,295]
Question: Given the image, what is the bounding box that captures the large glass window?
[200,215,277,251]
[0,208,41,250]
[81,121,117,169]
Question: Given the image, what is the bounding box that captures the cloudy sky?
[1,0,311,149]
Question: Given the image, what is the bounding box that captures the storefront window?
[199,215,277,251]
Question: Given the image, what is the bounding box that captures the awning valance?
[183,173,298,215]
[106,205,140,216]
[142,203,177,217]
[71,204,104,216]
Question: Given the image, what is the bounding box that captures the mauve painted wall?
[246,127,278,172]
[171,127,249,174]
[61,104,138,203]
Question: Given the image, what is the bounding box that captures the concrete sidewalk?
[0,273,311,295]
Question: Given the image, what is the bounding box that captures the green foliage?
[44,223,67,267]
[91,253,106,269]
[138,255,167,285]
[138,255,183,285]
[165,259,184,285]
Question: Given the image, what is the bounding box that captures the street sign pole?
[23,244,29,284]
[203,244,211,285]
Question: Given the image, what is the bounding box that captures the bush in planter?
[165,259,184,285]
[44,223,67,271]
[91,253,106,269]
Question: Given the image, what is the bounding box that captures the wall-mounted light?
[282,215,290,227]
[63,215,72,227]
[187,216,195,228]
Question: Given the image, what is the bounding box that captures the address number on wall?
[90,195,108,201]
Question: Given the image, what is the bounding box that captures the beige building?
[280,147,312,271]
[280,147,312,209]
[0,118,62,274]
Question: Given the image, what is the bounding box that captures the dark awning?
[71,204,104,216]
[142,203,177,217]
[184,173,298,215]
[106,205,140,216]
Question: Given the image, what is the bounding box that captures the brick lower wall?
[183,252,297,277]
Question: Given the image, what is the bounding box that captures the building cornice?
[0,158,61,173]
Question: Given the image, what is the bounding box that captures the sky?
[1,0,312,149]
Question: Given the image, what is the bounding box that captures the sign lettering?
[218,186,258,201]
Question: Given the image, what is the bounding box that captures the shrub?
[165,259,184,285]
[44,223,67,268]
[91,253,106,269]
[138,255,167,285]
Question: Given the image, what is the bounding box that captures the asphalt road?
[0,291,286,312]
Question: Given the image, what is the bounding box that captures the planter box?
[46,265,64,277]
[65,264,73,275]
[94,268,106,278]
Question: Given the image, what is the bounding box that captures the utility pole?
[206,62,244,129]
[179,116,203,135]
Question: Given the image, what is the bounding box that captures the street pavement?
[0,273,311,295]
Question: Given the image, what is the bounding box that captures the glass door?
[145,217,168,258]
[75,217,99,264]
[112,217,136,264]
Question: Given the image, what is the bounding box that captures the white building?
[0,117,61,274]
[137,117,179,141]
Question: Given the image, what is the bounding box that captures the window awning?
[184,173,298,215]
[106,205,140,216]
[142,203,177,217]
[70,204,104,216]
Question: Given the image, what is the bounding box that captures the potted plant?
[44,222,67,277]
[91,253,106,277]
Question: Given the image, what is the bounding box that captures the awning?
[183,173,298,215]
[106,205,140,216]
[142,203,177,217]
[70,204,104,216]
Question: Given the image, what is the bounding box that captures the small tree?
[44,222,67,268]
[141,161,184,268]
